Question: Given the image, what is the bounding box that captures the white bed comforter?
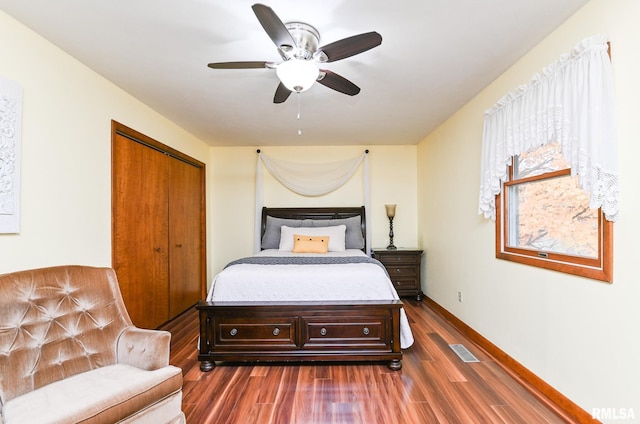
[207,249,414,348]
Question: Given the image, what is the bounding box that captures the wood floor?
[161,299,577,424]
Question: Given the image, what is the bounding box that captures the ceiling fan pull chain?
[297,92,303,136]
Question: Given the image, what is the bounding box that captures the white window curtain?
[478,34,618,222]
[254,151,371,254]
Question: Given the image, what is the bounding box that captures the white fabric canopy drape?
[478,34,618,222]
[254,151,371,254]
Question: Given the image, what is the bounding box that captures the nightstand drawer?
[386,265,419,278]
[375,254,419,265]
[391,278,419,289]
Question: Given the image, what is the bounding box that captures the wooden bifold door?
[111,121,206,329]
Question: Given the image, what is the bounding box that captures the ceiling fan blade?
[273,82,292,103]
[208,61,271,69]
[317,70,360,96]
[317,32,382,62]
[252,3,296,49]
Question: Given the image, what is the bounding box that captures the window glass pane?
[514,141,570,179]
[507,174,599,258]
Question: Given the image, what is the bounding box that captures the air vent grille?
[449,344,480,362]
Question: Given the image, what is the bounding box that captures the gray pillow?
[311,216,364,249]
[261,215,364,250]
[261,216,314,249]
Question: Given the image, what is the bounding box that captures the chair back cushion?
[0,266,132,403]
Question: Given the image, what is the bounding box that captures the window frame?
[495,161,613,283]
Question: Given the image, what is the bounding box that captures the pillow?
[261,216,314,249]
[311,216,365,249]
[279,225,346,252]
[292,235,329,253]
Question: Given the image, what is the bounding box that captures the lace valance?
[479,34,618,222]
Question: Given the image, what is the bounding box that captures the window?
[496,141,613,282]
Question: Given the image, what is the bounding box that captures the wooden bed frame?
[197,207,404,371]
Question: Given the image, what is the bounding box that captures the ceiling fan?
[208,3,382,104]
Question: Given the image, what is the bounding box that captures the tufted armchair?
[0,265,185,424]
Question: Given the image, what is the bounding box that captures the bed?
[197,207,414,371]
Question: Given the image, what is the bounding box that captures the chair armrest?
[116,327,171,371]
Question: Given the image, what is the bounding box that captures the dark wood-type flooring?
[161,299,577,424]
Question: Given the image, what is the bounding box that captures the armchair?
[0,265,185,423]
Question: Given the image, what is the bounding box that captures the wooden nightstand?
[373,248,424,301]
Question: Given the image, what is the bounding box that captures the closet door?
[168,157,203,317]
[112,133,170,329]
[112,121,206,329]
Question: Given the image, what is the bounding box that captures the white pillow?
[279,225,346,252]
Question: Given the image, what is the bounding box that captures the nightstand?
[373,248,424,301]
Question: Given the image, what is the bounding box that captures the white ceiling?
[0,0,589,147]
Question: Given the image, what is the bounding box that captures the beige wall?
[418,0,639,417]
[209,145,418,274]
[0,11,212,276]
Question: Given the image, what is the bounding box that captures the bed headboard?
[261,206,366,251]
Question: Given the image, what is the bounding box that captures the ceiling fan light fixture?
[276,59,319,92]
[208,5,381,103]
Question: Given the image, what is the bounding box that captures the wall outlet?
[457,291,463,303]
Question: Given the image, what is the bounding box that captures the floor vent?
[449,344,480,363]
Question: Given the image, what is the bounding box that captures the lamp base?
[387,217,396,250]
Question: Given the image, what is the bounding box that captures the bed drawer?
[197,301,404,371]
[213,317,297,348]
[301,315,391,350]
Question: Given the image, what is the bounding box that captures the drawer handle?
[230,328,238,336]
[273,327,280,336]
[363,327,370,335]
[396,268,401,272]
[320,328,327,336]
[396,281,402,286]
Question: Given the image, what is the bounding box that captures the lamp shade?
[276,59,319,92]
[385,204,396,218]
